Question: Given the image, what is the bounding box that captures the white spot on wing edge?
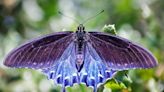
[33,62,37,65]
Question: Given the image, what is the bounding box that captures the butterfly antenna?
[81,10,104,24]
[58,11,80,24]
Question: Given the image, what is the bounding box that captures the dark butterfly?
[4,24,157,92]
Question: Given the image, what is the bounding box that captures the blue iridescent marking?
[42,42,78,86]
[42,42,116,92]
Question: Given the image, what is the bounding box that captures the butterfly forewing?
[4,32,74,69]
[88,32,157,70]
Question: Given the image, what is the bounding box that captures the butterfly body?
[75,24,86,71]
[4,24,157,92]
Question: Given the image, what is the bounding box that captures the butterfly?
[4,24,157,92]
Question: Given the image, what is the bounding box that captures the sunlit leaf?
[105,79,127,91]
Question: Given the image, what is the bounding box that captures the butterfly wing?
[4,31,74,69]
[79,42,116,92]
[42,42,78,88]
[88,32,158,70]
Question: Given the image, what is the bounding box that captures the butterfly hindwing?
[42,42,78,87]
[88,32,157,70]
[4,32,74,69]
[79,42,116,92]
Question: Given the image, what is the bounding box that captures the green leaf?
[105,79,127,91]
[102,24,117,35]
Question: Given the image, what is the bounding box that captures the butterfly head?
[77,24,85,32]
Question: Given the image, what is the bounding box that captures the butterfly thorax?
[75,24,86,71]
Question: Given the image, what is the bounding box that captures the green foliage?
[105,79,127,91]
[0,0,163,92]
[102,24,117,35]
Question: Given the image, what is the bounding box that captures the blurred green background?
[0,0,164,92]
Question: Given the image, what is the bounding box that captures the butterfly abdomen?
[75,36,85,72]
